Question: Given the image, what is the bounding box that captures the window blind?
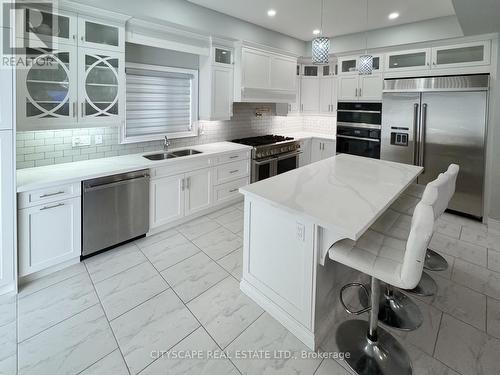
[125,66,196,139]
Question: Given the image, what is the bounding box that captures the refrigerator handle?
[420,103,428,167]
[413,103,419,165]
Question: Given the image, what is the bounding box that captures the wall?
[74,0,306,56]
[16,105,336,169]
[304,16,463,56]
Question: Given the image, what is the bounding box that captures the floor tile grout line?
[16,301,101,345]
[16,265,88,300]
[221,310,266,351]
[432,311,444,357]
[83,261,132,375]
[75,349,122,375]
[312,358,325,375]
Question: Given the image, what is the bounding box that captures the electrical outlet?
[72,135,91,147]
[94,135,103,145]
[296,222,305,241]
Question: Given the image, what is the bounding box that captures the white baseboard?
[19,257,80,285]
[0,283,15,296]
[488,217,500,234]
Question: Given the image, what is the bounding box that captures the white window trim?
[121,62,199,144]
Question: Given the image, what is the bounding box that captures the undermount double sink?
[143,149,202,161]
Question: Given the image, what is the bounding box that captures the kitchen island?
[239,154,422,350]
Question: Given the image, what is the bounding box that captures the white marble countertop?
[17,142,252,193]
[240,154,423,240]
[282,131,336,141]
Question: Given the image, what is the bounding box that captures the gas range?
[231,135,302,182]
[232,135,300,160]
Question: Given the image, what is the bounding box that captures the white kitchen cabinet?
[150,173,185,229]
[298,139,311,167]
[242,48,271,89]
[319,76,337,114]
[310,138,336,163]
[185,168,212,216]
[338,74,382,101]
[289,77,301,113]
[213,177,249,205]
[78,47,124,124]
[0,131,14,290]
[270,55,296,91]
[385,48,430,72]
[358,74,383,101]
[338,55,383,75]
[300,77,320,113]
[199,44,234,121]
[431,41,491,69]
[18,197,81,277]
[15,6,77,46]
[78,16,124,52]
[16,44,78,130]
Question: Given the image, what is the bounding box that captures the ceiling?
[186,0,456,41]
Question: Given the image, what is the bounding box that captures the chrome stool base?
[360,285,423,331]
[424,249,448,271]
[406,271,437,297]
[336,319,412,375]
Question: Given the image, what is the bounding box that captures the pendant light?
[312,0,330,65]
[358,0,373,75]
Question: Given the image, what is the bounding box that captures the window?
[122,63,198,143]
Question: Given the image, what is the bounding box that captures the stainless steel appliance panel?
[383,74,490,92]
[82,170,150,257]
[381,93,421,165]
[419,91,487,217]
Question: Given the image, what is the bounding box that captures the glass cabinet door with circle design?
[79,48,124,123]
[16,45,78,130]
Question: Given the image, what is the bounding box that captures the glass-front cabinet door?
[432,41,491,69]
[385,49,430,71]
[16,6,77,46]
[79,48,123,123]
[17,45,78,130]
[78,17,124,51]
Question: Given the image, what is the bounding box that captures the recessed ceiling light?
[313,29,321,35]
[388,12,399,20]
[267,9,276,17]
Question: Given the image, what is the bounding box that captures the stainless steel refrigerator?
[381,75,489,218]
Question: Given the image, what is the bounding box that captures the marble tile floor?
[2,203,500,375]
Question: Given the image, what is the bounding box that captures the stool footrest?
[340,282,371,315]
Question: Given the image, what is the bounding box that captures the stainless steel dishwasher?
[82,169,150,257]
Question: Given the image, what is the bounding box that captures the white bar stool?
[329,193,437,375]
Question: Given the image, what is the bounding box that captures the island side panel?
[240,196,316,349]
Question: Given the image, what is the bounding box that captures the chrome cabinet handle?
[73,102,76,118]
[40,203,64,211]
[355,88,357,97]
[229,170,239,174]
[181,178,185,191]
[359,88,362,97]
[186,177,190,189]
[81,102,84,117]
[39,191,65,198]
[229,155,239,159]
[229,188,238,193]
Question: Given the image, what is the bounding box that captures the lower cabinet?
[298,139,311,167]
[18,197,81,277]
[150,173,185,228]
[185,168,212,216]
[310,139,336,163]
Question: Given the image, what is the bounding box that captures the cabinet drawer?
[214,160,249,185]
[18,182,81,209]
[151,157,212,179]
[213,177,249,204]
[216,150,250,165]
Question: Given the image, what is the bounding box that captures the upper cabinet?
[78,16,124,51]
[338,54,383,75]
[431,41,491,69]
[15,5,126,130]
[200,44,234,121]
[385,48,430,72]
[234,44,297,103]
[338,74,383,102]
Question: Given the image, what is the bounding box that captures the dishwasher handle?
[84,174,149,192]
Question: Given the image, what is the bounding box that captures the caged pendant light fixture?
[312,0,330,64]
[358,0,373,75]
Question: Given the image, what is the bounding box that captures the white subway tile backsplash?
[16,105,336,169]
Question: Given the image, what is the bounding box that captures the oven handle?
[253,158,276,165]
[336,135,380,143]
[276,150,302,161]
[337,122,381,130]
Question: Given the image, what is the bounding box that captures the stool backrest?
[399,186,437,289]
